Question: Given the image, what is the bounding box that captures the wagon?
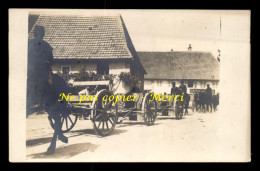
[48,80,157,136]
[156,95,184,120]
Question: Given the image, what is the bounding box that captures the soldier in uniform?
[177,80,187,115]
[27,25,69,154]
[161,92,168,116]
[27,25,54,113]
[179,80,187,94]
[193,92,199,112]
[170,81,179,108]
[205,84,213,112]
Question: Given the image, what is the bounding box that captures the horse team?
[192,92,219,113]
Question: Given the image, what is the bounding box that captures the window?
[202,82,206,88]
[188,80,194,88]
[97,62,109,75]
[62,66,70,75]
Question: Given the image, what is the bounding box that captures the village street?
[25,110,229,162]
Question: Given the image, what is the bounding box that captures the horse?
[197,92,206,113]
[212,94,219,111]
[27,74,73,154]
[196,92,213,113]
[183,93,190,115]
[205,92,213,113]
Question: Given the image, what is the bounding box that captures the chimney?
[188,44,192,51]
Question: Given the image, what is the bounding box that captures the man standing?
[205,84,213,112]
[170,82,179,108]
[193,92,199,112]
[179,80,187,94]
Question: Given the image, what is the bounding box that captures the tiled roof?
[28,15,134,60]
[137,51,220,80]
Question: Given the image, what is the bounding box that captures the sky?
[29,9,250,57]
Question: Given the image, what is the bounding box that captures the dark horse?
[212,93,219,111]
[27,74,72,154]
[196,92,213,113]
[183,93,190,115]
[197,92,206,113]
[27,25,73,154]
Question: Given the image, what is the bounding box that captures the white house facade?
[138,51,220,95]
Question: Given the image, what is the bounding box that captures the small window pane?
[188,80,193,88]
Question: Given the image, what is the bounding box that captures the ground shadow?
[116,121,161,128]
[183,113,194,116]
[108,129,128,136]
[157,116,187,120]
[70,128,128,137]
[70,128,96,135]
[26,137,53,147]
[27,129,94,147]
[27,142,99,159]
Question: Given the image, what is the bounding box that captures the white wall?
[52,62,96,74]
[109,62,130,74]
[144,79,219,95]
[52,62,131,74]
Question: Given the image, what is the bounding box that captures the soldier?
[27,25,68,154]
[161,92,168,116]
[179,80,187,94]
[170,81,179,108]
[193,92,199,112]
[27,25,54,112]
[171,82,179,95]
[205,84,213,112]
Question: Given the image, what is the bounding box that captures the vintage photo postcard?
[9,9,250,162]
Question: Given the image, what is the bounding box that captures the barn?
[137,51,220,95]
[28,14,146,90]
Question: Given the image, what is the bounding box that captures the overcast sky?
[30,9,250,57]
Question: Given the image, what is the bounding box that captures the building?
[28,14,146,90]
[137,51,220,95]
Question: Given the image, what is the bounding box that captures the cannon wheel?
[48,113,78,133]
[175,105,183,120]
[91,90,118,136]
[142,93,157,126]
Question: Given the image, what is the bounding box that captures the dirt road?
[26,110,233,162]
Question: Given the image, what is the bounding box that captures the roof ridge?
[38,14,121,18]
[137,51,212,53]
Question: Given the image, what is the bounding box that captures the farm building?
[28,14,146,90]
[137,51,220,95]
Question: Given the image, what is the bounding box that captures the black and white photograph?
[9,9,250,162]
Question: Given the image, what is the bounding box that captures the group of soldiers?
[170,80,190,115]
[163,80,218,115]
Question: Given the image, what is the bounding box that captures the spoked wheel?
[180,106,183,119]
[48,112,78,133]
[142,93,157,126]
[91,90,118,136]
[175,104,183,120]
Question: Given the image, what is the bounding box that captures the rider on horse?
[27,25,69,154]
